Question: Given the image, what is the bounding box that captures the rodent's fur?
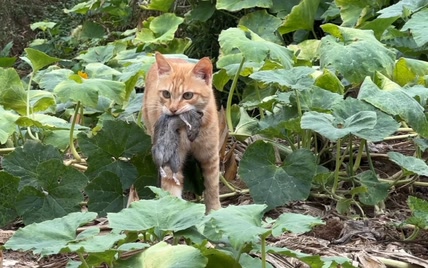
[151,109,202,183]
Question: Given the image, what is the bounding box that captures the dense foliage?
[1,0,428,267]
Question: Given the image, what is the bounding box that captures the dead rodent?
[151,109,203,184]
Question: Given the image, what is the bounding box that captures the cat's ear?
[155,52,171,75]
[192,57,212,85]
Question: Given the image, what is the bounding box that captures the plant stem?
[404,226,420,241]
[364,140,375,173]
[226,56,245,133]
[383,133,418,141]
[261,234,267,268]
[220,175,241,192]
[77,252,89,268]
[70,101,82,162]
[0,147,16,154]
[26,72,38,140]
[348,136,354,177]
[332,139,342,195]
[352,142,365,172]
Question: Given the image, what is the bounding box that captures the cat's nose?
[170,108,178,114]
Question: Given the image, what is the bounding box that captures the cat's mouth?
[162,105,196,115]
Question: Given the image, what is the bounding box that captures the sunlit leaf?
[134,13,184,45]
[0,106,19,144]
[239,10,282,44]
[320,24,395,84]
[388,152,428,176]
[216,0,272,12]
[279,0,320,34]
[393,57,428,86]
[301,111,377,141]
[115,242,207,268]
[358,77,428,137]
[24,48,60,72]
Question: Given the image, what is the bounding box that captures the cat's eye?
[183,92,194,100]
[162,90,171,98]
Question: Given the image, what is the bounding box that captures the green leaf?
[216,0,272,11]
[360,17,399,40]
[299,86,343,112]
[355,171,390,205]
[30,21,56,31]
[401,8,428,47]
[388,152,428,176]
[2,141,62,189]
[0,106,19,144]
[240,253,274,268]
[15,114,85,130]
[85,62,122,79]
[0,172,19,227]
[36,68,74,91]
[203,248,242,268]
[15,158,88,224]
[85,171,128,216]
[332,98,399,142]
[4,212,97,256]
[335,0,380,27]
[67,230,125,253]
[272,213,324,236]
[115,242,208,268]
[64,0,99,14]
[239,10,282,44]
[393,57,428,86]
[54,77,126,108]
[76,44,116,63]
[186,1,216,22]
[218,27,294,71]
[378,0,426,18]
[24,48,60,72]
[320,24,395,84]
[406,196,428,229]
[358,77,428,137]
[250,67,315,90]
[141,0,174,12]
[0,57,16,68]
[288,40,321,65]
[80,21,105,39]
[206,204,268,249]
[134,13,184,45]
[314,68,344,94]
[108,195,205,232]
[78,120,151,189]
[301,111,377,141]
[0,67,27,114]
[232,106,259,139]
[279,0,320,34]
[239,141,317,209]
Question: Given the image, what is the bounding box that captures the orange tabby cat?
[142,52,221,212]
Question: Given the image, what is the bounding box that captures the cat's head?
[153,52,213,115]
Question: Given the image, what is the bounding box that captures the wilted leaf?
[4,212,97,256]
[301,111,377,141]
[108,195,205,232]
[314,68,344,94]
[239,141,317,209]
[358,77,428,137]
[388,152,428,176]
[206,204,268,249]
[0,172,19,227]
[279,0,320,34]
[115,242,207,268]
[320,24,395,84]
[272,213,324,236]
[216,0,272,11]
